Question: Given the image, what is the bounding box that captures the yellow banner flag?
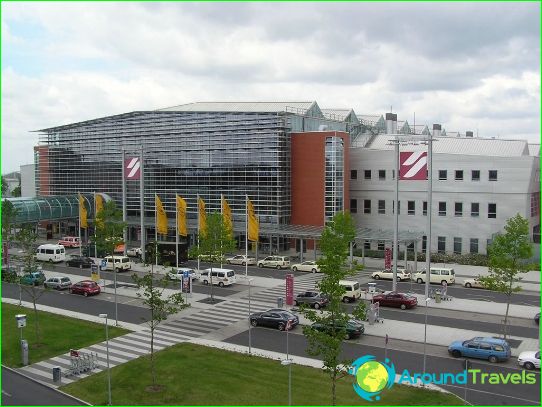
[198,197,207,237]
[95,193,104,229]
[247,197,259,242]
[155,194,168,235]
[176,195,188,237]
[222,195,233,237]
[79,193,88,228]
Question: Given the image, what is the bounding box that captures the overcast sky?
[2,2,540,173]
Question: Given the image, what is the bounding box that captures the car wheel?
[397,277,402,282]
[258,263,263,268]
[344,332,351,340]
[441,280,447,286]
[276,265,281,269]
[451,350,461,358]
[342,297,350,303]
[84,292,88,297]
[49,259,53,263]
[524,362,535,370]
[417,278,423,284]
[250,319,258,327]
[488,355,498,363]
[218,282,224,288]
[203,280,209,285]
[400,304,406,310]
[311,268,317,274]
[465,283,472,288]
[242,262,246,266]
[69,289,73,294]
[294,300,298,306]
[373,274,380,280]
[44,283,48,289]
[292,266,298,272]
[314,303,320,310]
[227,260,232,264]
[278,323,285,331]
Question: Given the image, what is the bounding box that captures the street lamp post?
[247,277,253,355]
[423,298,432,378]
[99,313,112,406]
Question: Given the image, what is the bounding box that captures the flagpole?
[122,149,127,256]
[245,195,248,277]
[176,195,179,268]
[78,193,82,258]
[155,193,158,266]
[220,195,223,269]
[140,146,145,263]
[93,192,97,259]
[197,194,200,272]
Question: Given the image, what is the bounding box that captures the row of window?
[365,237,485,254]
[351,199,497,218]
[350,169,498,181]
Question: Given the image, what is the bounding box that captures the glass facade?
[324,136,344,222]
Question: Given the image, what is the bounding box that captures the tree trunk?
[332,369,337,406]
[150,325,156,386]
[503,279,513,340]
[32,298,41,344]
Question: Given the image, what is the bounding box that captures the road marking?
[2,389,12,397]
[442,383,540,405]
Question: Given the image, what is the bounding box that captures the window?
[488,203,496,219]
[422,235,427,251]
[350,170,357,180]
[364,200,371,214]
[455,170,463,181]
[470,238,478,254]
[408,201,415,215]
[364,170,371,180]
[377,241,385,251]
[489,170,498,181]
[454,237,462,255]
[455,202,463,217]
[439,170,447,180]
[438,201,446,216]
[378,200,385,214]
[471,170,480,181]
[364,240,370,250]
[392,170,395,179]
[350,199,357,214]
[437,236,446,254]
[471,203,479,217]
[531,193,540,217]
[423,201,427,216]
[379,170,386,180]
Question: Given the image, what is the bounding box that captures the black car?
[66,256,95,268]
[294,291,329,309]
[249,309,299,331]
[311,319,365,340]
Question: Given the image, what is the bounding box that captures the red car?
[372,291,417,310]
[69,280,101,297]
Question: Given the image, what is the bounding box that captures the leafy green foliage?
[94,200,126,256]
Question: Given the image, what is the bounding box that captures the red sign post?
[400,151,427,180]
[384,247,392,270]
[285,274,294,306]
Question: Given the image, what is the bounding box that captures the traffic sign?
[100,259,107,270]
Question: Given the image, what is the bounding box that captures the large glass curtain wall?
[324,136,344,222]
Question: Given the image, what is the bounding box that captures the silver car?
[44,276,72,290]
[257,256,290,269]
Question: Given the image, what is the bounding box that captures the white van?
[36,244,66,263]
[339,280,361,303]
[104,256,132,272]
[199,268,236,287]
[414,268,455,285]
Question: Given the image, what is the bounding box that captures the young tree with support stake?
[94,200,126,257]
[479,213,533,339]
[300,212,366,406]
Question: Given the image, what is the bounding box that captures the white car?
[462,278,486,289]
[291,261,320,273]
[168,267,197,281]
[518,351,540,370]
[257,256,290,269]
[126,247,143,257]
[225,255,256,266]
[371,268,410,281]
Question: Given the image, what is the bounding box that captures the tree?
[479,214,533,339]
[189,212,236,303]
[132,241,188,391]
[301,212,366,405]
[11,184,21,197]
[94,200,125,257]
[2,176,8,195]
[2,199,18,267]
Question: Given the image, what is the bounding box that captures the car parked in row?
[70,280,101,297]
[462,278,486,289]
[311,319,365,340]
[20,271,46,286]
[294,291,328,309]
[413,267,455,285]
[371,268,410,281]
[291,261,320,273]
[66,255,95,268]
[518,351,540,370]
[168,267,197,281]
[44,276,72,290]
[372,291,417,309]
[226,255,256,266]
[57,236,81,248]
[126,247,143,257]
[249,309,299,331]
[257,256,290,269]
[448,337,511,363]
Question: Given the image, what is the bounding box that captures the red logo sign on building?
[124,157,141,180]
[400,151,427,180]
[285,274,294,306]
[384,247,392,270]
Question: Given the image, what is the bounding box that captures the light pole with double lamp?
[247,277,253,355]
[422,298,432,378]
[99,313,112,406]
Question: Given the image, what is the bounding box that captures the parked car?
[249,309,298,331]
[57,236,81,248]
[518,351,540,370]
[372,291,418,309]
[126,247,143,257]
[291,261,320,273]
[448,337,511,363]
[311,319,365,340]
[339,280,362,303]
[225,255,256,266]
[70,280,101,297]
[44,276,72,290]
[168,267,197,281]
[371,268,410,281]
[294,291,328,309]
[66,255,95,268]
[20,271,46,286]
[413,268,455,285]
[103,256,132,271]
[257,256,290,269]
[462,278,486,289]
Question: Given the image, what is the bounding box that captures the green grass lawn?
[62,343,462,406]
[2,303,130,367]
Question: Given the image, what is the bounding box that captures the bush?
[353,249,489,267]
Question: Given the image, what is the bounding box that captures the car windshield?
[61,278,71,282]
[227,271,234,277]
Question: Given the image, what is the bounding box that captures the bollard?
[52,366,62,383]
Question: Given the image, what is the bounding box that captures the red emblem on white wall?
[400,152,427,180]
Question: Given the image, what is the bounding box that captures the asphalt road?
[225,328,541,406]
[1,366,88,406]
